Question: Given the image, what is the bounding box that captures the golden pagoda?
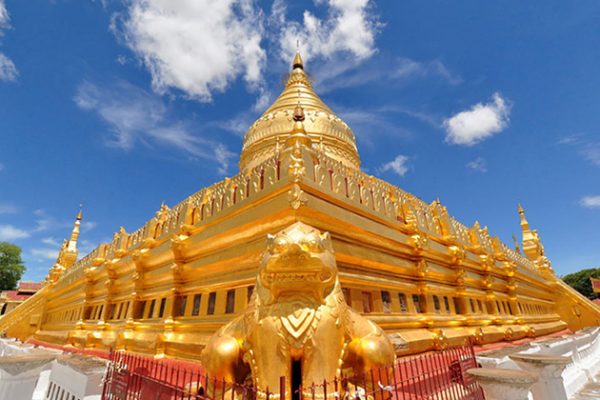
[1,53,599,382]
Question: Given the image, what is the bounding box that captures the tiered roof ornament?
[45,208,83,284]
[518,204,553,275]
[239,51,360,172]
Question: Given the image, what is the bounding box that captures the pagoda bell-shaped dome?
[239,52,361,172]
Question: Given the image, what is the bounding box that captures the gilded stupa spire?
[67,205,83,253]
[517,204,547,266]
[292,51,303,70]
[46,207,82,284]
[517,203,530,232]
[239,50,360,172]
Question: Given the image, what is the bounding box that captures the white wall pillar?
[467,368,536,400]
[0,353,55,400]
[510,353,571,400]
[47,354,107,399]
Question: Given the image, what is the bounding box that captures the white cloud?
[41,237,60,247]
[582,144,600,166]
[30,248,59,261]
[443,93,511,146]
[0,202,17,214]
[0,1,8,27]
[74,79,236,174]
[81,221,97,232]
[79,239,97,255]
[0,204,17,214]
[466,157,487,173]
[580,196,600,209]
[0,53,17,81]
[557,134,600,167]
[379,154,410,177]
[276,0,379,62]
[115,54,129,65]
[556,134,600,167]
[314,57,460,94]
[556,134,582,145]
[0,1,17,82]
[214,144,236,176]
[114,0,265,102]
[32,209,60,233]
[0,225,30,241]
[392,58,461,85]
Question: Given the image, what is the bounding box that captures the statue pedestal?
[509,353,571,400]
[467,367,536,400]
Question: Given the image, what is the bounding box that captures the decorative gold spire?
[46,208,82,284]
[292,51,303,70]
[517,204,549,272]
[239,51,360,172]
[67,207,82,253]
[517,203,529,232]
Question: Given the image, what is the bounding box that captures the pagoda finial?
[292,50,304,70]
[67,207,82,253]
[517,203,548,268]
[518,203,530,232]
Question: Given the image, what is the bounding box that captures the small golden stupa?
[1,53,598,386]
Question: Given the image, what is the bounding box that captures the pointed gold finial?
[292,51,304,70]
[518,203,529,232]
[517,203,546,265]
[77,204,83,221]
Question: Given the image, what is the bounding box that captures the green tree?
[562,267,600,300]
[0,242,26,290]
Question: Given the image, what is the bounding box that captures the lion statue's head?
[256,222,338,305]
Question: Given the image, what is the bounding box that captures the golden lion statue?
[201,222,396,398]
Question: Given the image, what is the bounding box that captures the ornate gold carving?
[410,233,427,255]
[449,245,465,265]
[455,268,466,286]
[287,183,307,210]
[502,261,517,277]
[482,274,494,290]
[480,254,495,272]
[416,259,429,278]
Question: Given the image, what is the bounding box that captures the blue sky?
[0,0,599,281]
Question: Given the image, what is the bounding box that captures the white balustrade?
[475,327,600,399]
